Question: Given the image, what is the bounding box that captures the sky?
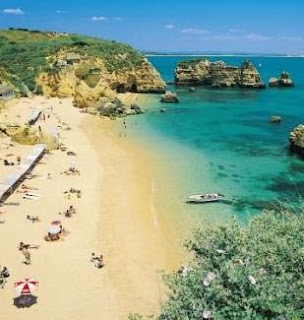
[0,0,303,54]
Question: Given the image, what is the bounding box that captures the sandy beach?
[0,96,183,319]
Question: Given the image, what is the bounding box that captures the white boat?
[187,193,224,203]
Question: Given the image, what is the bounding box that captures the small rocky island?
[289,124,304,157]
[174,58,265,89]
[160,91,179,103]
[269,72,294,87]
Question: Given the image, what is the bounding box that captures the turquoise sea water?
[127,56,304,228]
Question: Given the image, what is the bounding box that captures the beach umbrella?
[48,224,61,235]
[14,278,39,296]
[13,294,37,308]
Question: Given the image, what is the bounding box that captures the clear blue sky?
[0,0,303,54]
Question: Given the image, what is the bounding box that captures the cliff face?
[174,59,265,88]
[37,52,166,109]
[0,29,166,114]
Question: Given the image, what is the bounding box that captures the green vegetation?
[177,58,207,68]
[155,210,304,319]
[0,29,144,91]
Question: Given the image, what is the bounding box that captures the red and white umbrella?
[14,278,39,296]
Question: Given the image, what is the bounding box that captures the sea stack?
[160,91,179,103]
[174,58,265,88]
[269,72,294,87]
[289,124,304,157]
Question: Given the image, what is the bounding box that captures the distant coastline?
[145,53,304,58]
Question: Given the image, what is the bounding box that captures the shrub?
[158,210,304,319]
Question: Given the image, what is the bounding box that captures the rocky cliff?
[174,59,265,88]
[0,29,166,115]
[37,52,165,109]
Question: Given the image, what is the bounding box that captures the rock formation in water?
[270,115,282,123]
[289,124,304,157]
[269,72,294,87]
[174,58,265,89]
[160,91,179,103]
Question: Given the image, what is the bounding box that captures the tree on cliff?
[156,210,304,319]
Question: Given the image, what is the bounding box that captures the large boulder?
[269,72,294,87]
[289,124,304,157]
[160,91,179,103]
[98,101,125,117]
[174,58,265,88]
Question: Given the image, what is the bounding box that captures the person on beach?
[21,248,31,265]
[0,266,10,288]
[18,242,39,265]
[90,253,104,269]
[26,215,40,223]
[18,242,39,250]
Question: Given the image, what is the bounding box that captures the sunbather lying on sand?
[90,253,105,269]
[18,242,40,250]
[63,188,82,198]
[59,205,77,218]
[26,215,40,223]
[61,167,80,176]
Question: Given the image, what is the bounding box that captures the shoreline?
[0,95,184,319]
[83,115,184,317]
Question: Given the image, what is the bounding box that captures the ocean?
[126,56,304,229]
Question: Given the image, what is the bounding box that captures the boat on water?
[187,193,224,203]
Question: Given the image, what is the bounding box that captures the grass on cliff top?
[177,58,208,68]
[0,29,144,91]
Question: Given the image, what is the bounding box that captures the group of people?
[63,188,82,199]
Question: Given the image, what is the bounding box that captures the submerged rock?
[160,108,167,113]
[174,58,265,88]
[269,72,294,87]
[289,124,304,157]
[160,91,179,103]
[270,115,282,123]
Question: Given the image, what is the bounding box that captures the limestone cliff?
[174,59,265,88]
[37,51,166,109]
[0,29,166,115]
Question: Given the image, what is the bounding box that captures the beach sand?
[0,96,183,319]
